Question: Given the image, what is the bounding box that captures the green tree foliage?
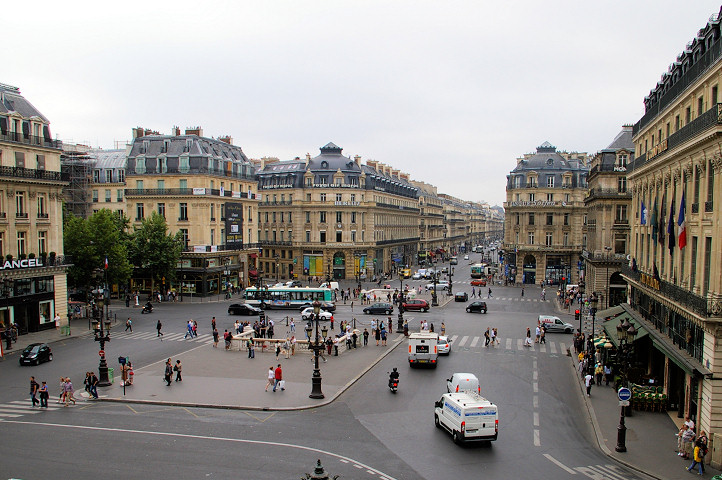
[63,210,133,291]
[128,212,183,291]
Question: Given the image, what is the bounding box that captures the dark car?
[454,292,469,302]
[465,301,488,314]
[228,303,263,316]
[19,343,53,366]
[363,303,394,315]
[402,299,430,312]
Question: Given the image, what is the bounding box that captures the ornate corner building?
[583,126,633,310]
[124,127,259,295]
[0,83,69,334]
[626,7,722,438]
[255,143,419,282]
[503,142,589,286]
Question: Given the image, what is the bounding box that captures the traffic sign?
[617,387,632,402]
[619,400,630,407]
[98,350,105,357]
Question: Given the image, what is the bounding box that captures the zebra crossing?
[0,400,64,419]
[115,331,214,343]
[463,296,548,303]
[447,334,568,356]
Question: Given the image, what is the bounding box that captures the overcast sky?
[7,1,722,206]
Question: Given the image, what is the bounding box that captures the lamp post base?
[615,408,627,452]
[98,360,111,387]
[309,374,324,399]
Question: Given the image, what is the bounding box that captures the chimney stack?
[173,125,181,136]
[218,135,233,145]
[133,127,144,139]
[354,155,361,166]
[185,126,203,137]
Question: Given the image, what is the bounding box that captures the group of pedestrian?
[83,371,99,399]
[265,364,284,392]
[58,376,77,405]
[676,416,708,475]
[29,376,49,407]
[483,327,499,347]
[183,319,198,339]
[163,358,182,385]
[369,318,388,346]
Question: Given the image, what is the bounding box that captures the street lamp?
[431,270,439,307]
[274,254,280,283]
[307,300,328,399]
[92,289,112,387]
[448,266,454,294]
[615,318,638,452]
[604,246,612,310]
[589,293,599,353]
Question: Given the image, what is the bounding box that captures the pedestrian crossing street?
[447,334,569,356]
[116,331,215,343]
[0,400,64,419]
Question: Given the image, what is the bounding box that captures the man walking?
[164,358,173,386]
[174,360,182,382]
[156,319,163,339]
[488,288,492,299]
[39,381,49,407]
[88,372,99,399]
[273,364,284,392]
[30,376,39,407]
[125,317,133,332]
[184,320,194,339]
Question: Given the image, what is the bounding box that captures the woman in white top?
[265,366,275,392]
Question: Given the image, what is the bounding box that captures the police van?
[434,392,498,444]
[408,332,439,368]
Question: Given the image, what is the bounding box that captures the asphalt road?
[0,256,650,479]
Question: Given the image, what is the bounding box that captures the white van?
[538,315,574,333]
[446,373,480,395]
[408,332,439,368]
[434,392,498,444]
[319,281,340,291]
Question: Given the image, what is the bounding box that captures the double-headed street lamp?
[306,300,328,399]
[92,288,112,387]
[431,270,439,307]
[615,318,638,453]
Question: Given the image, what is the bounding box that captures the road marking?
[0,419,398,479]
[449,335,458,344]
[559,342,568,353]
[533,395,538,408]
[458,336,469,347]
[533,371,537,381]
[543,454,576,474]
[533,429,540,446]
[470,336,479,348]
[550,343,557,354]
[505,338,512,349]
[533,382,538,393]
[533,412,539,426]
[575,464,631,480]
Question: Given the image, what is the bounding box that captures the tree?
[63,210,133,293]
[128,212,183,292]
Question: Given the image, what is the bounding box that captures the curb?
[99,333,407,412]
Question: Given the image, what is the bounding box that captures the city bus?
[243,287,334,309]
[470,263,488,279]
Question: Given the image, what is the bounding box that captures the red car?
[470,279,487,286]
[402,299,430,312]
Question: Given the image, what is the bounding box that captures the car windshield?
[25,345,41,354]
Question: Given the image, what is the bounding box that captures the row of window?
[2,191,49,217]
[1,150,47,170]
[134,203,254,224]
[0,230,49,257]
[93,169,125,184]
[512,175,583,189]
[92,189,124,203]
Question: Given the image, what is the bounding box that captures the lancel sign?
[0,258,44,270]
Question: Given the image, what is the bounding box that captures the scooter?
[141,303,153,314]
[388,374,399,394]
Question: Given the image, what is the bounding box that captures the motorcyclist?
[144,301,153,312]
[388,367,400,387]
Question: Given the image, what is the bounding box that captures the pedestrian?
[273,364,284,392]
[58,377,66,404]
[326,337,333,356]
[471,287,475,298]
[430,323,435,333]
[535,325,541,343]
[125,294,131,307]
[375,326,381,346]
[539,325,546,344]
[265,366,274,392]
[584,373,593,397]
[174,360,182,382]
[603,364,612,386]
[30,376,39,407]
[192,320,198,337]
[156,319,163,339]
[290,318,295,333]
[695,431,709,474]
[524,327,533,347]
[521,287,524,297]
[595,363,604,386]
[351,329,358,348]
[247,337,255,358]
[333,336,339,356]
[184,320,194,339]
[84,372,92,394]
[381,326,387,346]
[687,440,704,475]
[125,317,133,332]
[64,378,76,405]
[363,328,369,346]
[164,358,173,386]
[223,330,231,350]
[682,423,696,459]
[290,335,296,355]
[275,342,282,360]
[39,381,49,407]
[484,327,490,347]
[488,287,492,298]
[211,316,216,333]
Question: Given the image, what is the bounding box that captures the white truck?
[434,392,498,444]
[408,332,439,368]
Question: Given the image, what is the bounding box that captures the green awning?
[652,338,695,376]
[602,313,649,348]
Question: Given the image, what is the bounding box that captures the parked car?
[411,272,423,280]
[465,301,488,314]
[363,303,394,315]
[228,303,263,316]
[463,254,469,260]
[454,292,468,302]
[402,299,430,312]
[470,279,487,287]
[19,343,53,366]
[425,282,449,291]
[438,335,451,355]
[300,307,333,321]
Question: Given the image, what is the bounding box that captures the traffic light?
[575,309,580,322]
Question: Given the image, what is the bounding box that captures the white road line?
[470,336,479,348]
[449,335,458,344]
[533,371,538,381]
[533,412,539,426]
[0,420,398,479]
[505,338,512,349]
[533,395,538,408]
[539,344,546,353]
[0,412,23,418]
[559,342,567,353]
[516,339,523,350]
[533,429,540,446]
[543,454,576,474]
[458,336,469,347]
[550,342,557,354]
[533,382,538,393]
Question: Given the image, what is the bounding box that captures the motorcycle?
[141,303,153,314]
[388,372,399,394]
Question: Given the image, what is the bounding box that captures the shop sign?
[640,273,660,290]
[0,258,44,270]
[509,201,558,207]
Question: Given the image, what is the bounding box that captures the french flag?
[678,190,687,249]
[104,256,109,270]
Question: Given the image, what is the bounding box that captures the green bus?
[243,287,334,309]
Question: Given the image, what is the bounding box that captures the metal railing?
[0,131,62,149]
[621,263,709,317]
[0,166,66,182]
[125,188,255,199]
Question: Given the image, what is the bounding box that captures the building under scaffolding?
[61,143,95,218]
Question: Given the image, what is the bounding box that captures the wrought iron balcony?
[621,264,710,317]
[0,131,62,149]
[0,166,66,182]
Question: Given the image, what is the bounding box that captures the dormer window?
[161,140,170,153]
[142,140,149,154]
[546,176,554,188]
[618,154,628,168]
[546,158,553,166]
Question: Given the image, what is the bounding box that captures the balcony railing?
[37,213,49,219]
[259,200,293,206]
[705,201,714,213]
[692,203,699,214]
[15,212,28,219]
[181,243,262,253]
[0,131,62,149]
[125,188,256,199]
[0,166,67,182]
[621,264,709,317]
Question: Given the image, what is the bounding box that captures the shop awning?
[602,312,649,348]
